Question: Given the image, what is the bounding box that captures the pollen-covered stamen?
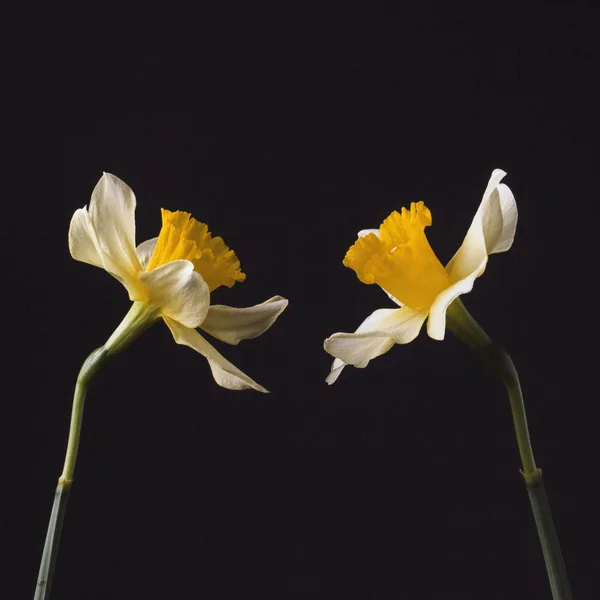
[343,201,450,310]
[146,209,246,292]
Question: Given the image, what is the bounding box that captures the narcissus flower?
[324,169,517,384]
[69,172,287,392]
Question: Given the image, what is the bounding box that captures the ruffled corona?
[324,170,517,384]
[69,173,287,392]
[343,202,450,310]
[147,209,246,292]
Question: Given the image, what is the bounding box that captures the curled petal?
[200,296,288,345]
[89,173,141,278]
[324,331,395,369]
[426,265,483,340]
[428,169,516,340]
[68,207,104,269]
[324,306,427,383]
[136,237,158,271]
[69,205,142,299]
[354,307,427,344]
[326,358,346,385]
[446,169,517,282]
[164,317,268,392]
[140,260,210,328]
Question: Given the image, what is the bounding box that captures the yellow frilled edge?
[146,209,246,292]
[343,201,450,310]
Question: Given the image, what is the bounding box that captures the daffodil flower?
[324,169,517,384]
[69,172,287,392]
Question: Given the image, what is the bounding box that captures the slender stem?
[479,344,538,482]
[34,346,109,600]
[34,301,159,599]
[527,478,573,600]
[447,299,571,597]
[34,482,71,600]
[60,347,108,484]
[479,343,572,600]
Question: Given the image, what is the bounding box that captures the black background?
[3,2,599,598]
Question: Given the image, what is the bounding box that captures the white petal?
[136,237,158,271]
[324,306,427,382]
[426,265,483,340]
[355,306,427,343]
[68,207,104,269]
[89,173,141,278]
[324,331,395,369]
[140,260,210,328]
[446,169,517,282]
[429,169,517,340]
[164,317,268,392]
[325,358,346,385]
[488,182,517,253]
[381,288,403,307]
[200,296,288,345]
[358,228,379,238]
[68,205,143,299]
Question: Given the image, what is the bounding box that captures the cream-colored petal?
[89,172,141,278]
[487,182,517,253]
[325,358,346,385]
[426,263,484,340]
[324,306,427,382]
[324,331,395,369]
[381,289,403,307]
[358,228,379,238]
[355,306,427,343]
[429,169,517,340]
[164,317,268,392]
[200,296,288,345]
[140,260,210,328]
[136,237,158,271]
[68,207,104,269]
[69,205,142,299]
[446,169,517,282]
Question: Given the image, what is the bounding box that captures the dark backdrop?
[3,3,599,599]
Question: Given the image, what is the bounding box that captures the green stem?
[479,344,538,482]
[34,301,158,600]
[34,346,109,600]
[33,482,71,600]
[60,347,109,484]
[447,299,571,598]
[527,478,573,600]
[479,343,572,600]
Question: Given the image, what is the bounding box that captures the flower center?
[343,201,450,310]
[146,209,246,292]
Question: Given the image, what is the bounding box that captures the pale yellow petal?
[139,260,210,328]
[324,331,395,369]
[324,306,427,382]
[428,169,516,340]
[200,296,288,345]
[426,266,483,340]
[68,207,104,269]
[325,358,346,385]
[69,204,143,299]
[89,173,141,278]
[136,237,158,271]
[446,169,517,283]
[164,317,268,392]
